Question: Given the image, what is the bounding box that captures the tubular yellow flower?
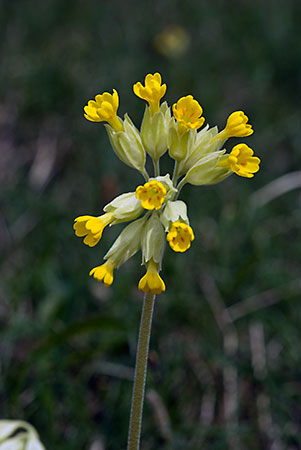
[135,180,167,210]
[73,212,114,247]
[84,89,123,132]
[217,144,260,178]
[138,259,166,295]
[133,73,166,116]
[172,95,205,134]
[89,259,116,286]
[211,111,253,142]
[166,221,195,252]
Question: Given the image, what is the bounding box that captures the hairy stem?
[127,292,156,450]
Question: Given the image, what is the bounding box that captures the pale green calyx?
[181,150,226,186]
[168,117,196,162]
[141,212,165,267]
[104,217,146,268]
[141,102,171,161]
[103,192,144,224]
[178,125,221,175]
[203,165,233,185]
[160,200,189,231]
[105,114,146,175]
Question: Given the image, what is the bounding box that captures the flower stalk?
[127,292,156,450]
[76,72,261,447]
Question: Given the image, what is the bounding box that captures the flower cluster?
[75,73,260,294]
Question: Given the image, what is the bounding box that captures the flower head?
[212,111,253,142]
[133,73,166,116]
[167,222,194,252]
[138,259,166,295]
[218,144,260,178]
[172,95,205,134]
[136,180,167,210]
[73,213,114,247]
[89,260,115,286]
[84,89,123,132]
[78,72,261,293]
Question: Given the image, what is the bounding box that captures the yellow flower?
[89,259,115,286]
[211,111,253,142]
[172,95,205,134]
[84,89,123,132]
[133,73,166,116]
[135,180,167,210]
[217,144,260,178]
[73,213,114,247]
[166,222,194,252]
[138,259,166,295]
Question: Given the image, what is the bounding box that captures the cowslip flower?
[76,72,261,450]
[133,73,166,116]
[73,213,114,247]
[89,261,115,286]
[211,110,253,142]
[76,72,260,292]
[172,95,205,135]
[166,221,194,252]
[135,180,166,210]
[84,89,123,132]
[138,259,166,295]
[218,143,260,178]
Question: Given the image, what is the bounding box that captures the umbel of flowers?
[75,73,260,294]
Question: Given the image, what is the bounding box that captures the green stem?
[172,160,179,185]
[142,168,150,181]
[153,159,160,177]
[175,177,186,199]
[127,292,156,450]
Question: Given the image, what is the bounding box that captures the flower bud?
[105,114,146,174]
[140,102,171,161]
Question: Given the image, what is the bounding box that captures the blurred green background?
[1,0,301,449]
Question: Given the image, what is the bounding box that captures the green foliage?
[0,0,301,448]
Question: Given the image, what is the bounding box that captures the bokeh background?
[1,0,301,449]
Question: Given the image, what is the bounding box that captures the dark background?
[1,0,301,449]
